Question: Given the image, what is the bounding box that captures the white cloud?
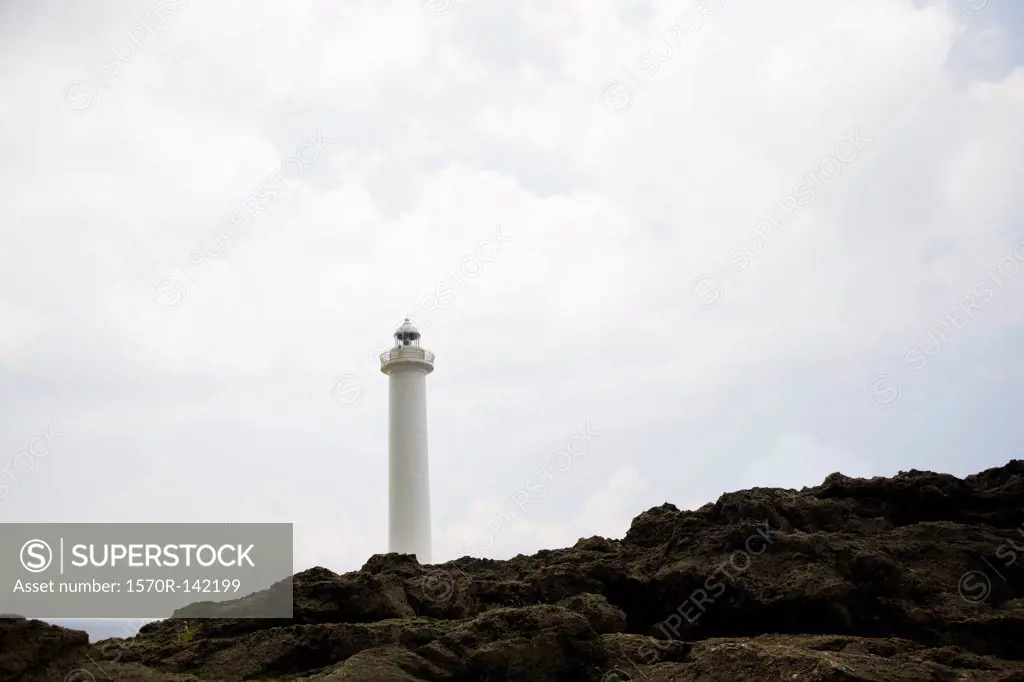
[738,433,877,491]
[443,464,651,560]
[0,0,1022,598]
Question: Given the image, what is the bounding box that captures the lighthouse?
[380,318,435,564]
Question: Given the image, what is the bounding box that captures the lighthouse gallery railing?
[380,347,435,364]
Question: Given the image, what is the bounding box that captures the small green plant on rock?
[179,623,196,643]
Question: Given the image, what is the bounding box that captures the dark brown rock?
[0,617,89,682]
[5,460,1024,681]
[557,593,628,634]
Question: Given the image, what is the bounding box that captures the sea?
[41,619,154,642]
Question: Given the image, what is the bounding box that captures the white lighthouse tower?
[380,318,435,564]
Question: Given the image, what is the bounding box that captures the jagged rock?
[557,593,628,634]
[0,617,89,682]
[4,460,1024,681]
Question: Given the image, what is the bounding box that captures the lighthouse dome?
[395,318,419,336]
[393,318,422,346]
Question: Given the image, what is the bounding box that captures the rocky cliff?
[4,461,1024,681]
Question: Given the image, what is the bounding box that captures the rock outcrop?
[4,461,1024,681]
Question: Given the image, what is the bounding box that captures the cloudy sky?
[1,0,1022,637]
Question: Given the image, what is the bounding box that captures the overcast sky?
[1,0,1023,632]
